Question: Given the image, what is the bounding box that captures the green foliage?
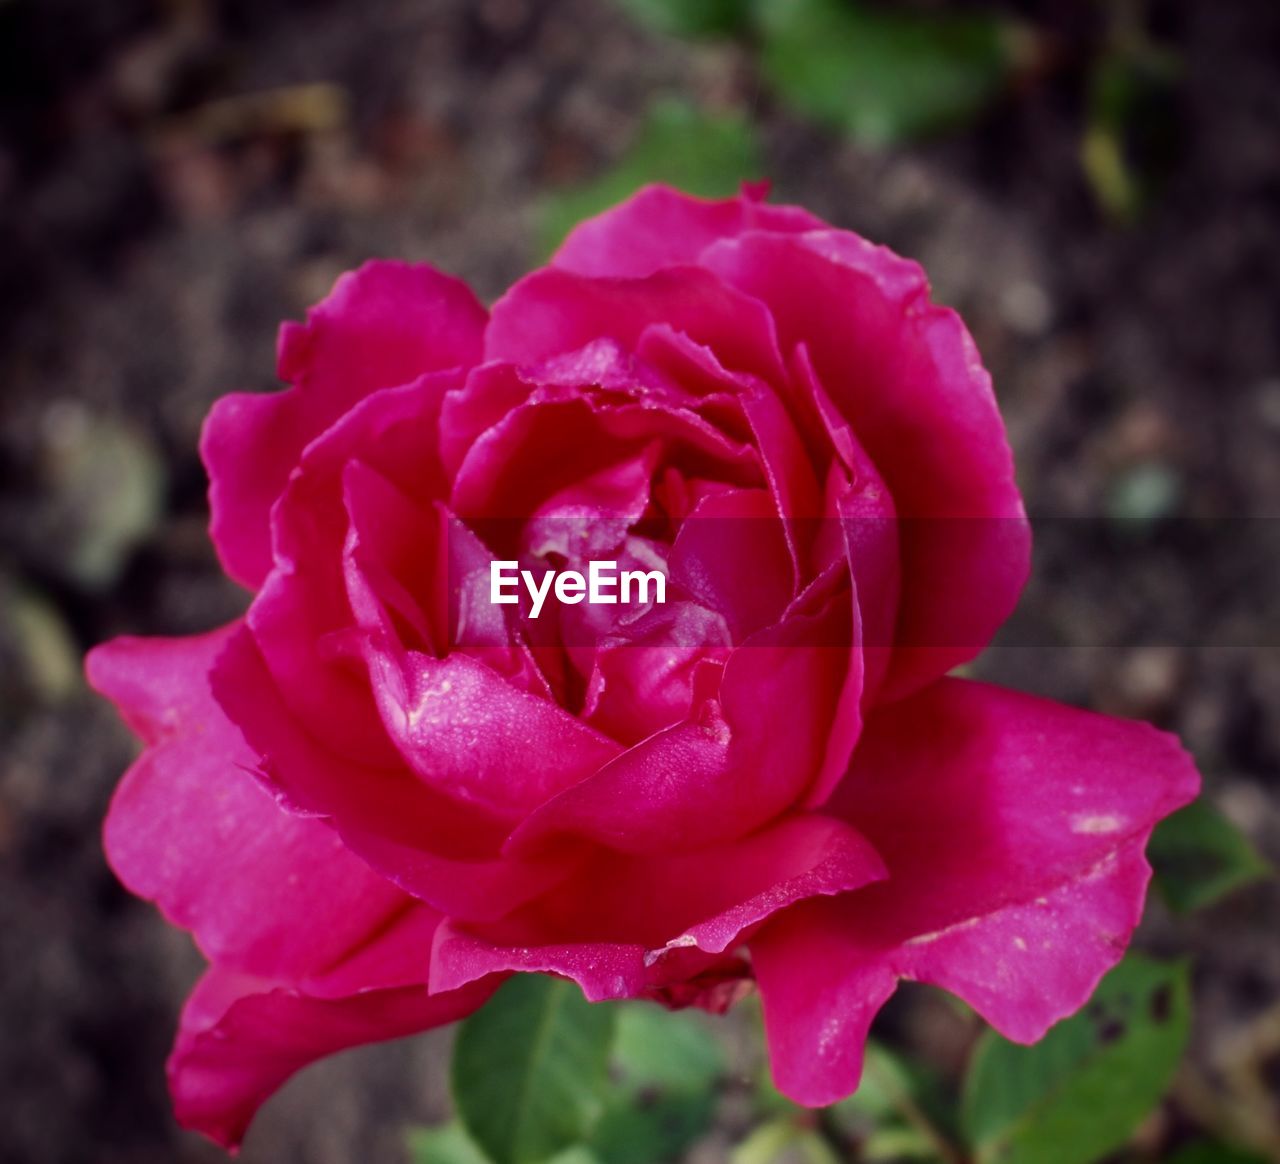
[408,1123,605,1164]
[443,993,725,1164]
[613,0,748,38]
[962,954,1191,1164]
[540,99,761,255]
[408,1122,498,1164]
[752,0,1017,146]
[588,1003,725,1164]
[452,975,616,1164]
[1150,798,1271,914]
[610,999,725,1093]
[1104,461,1183,525]
[1083,41,1180,222]
[826,1038,958,1153]
[732,1118,843,1164]
[1165,1141,1272,1164]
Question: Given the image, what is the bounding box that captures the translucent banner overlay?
[440,517,1279,650]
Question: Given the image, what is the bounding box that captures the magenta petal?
[668,487,795,640]
[357,632,621,820]
[702,232,1030,696]
[246,373,464,766]
[551,184,824,278]
[510,580,854,854]
[434,814,883,1001]
[169,964,497,1149]
[202,262,485,589]
[210,625,580,922]
[485,265,787,387]
[752,678,1199,1107]
[87,627,409,981]
[751,900,896,1106]
[431,925,647,1001]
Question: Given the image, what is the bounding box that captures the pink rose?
[88,185,1198,1148]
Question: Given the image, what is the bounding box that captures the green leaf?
[1150,798,1271,913]
[962,954,1191,1164]
[732,1119,842,1164]
[539,99,761,256]
[753,0,1020,146]
[827,1038,956,1142]
[408,1122,494,1164]
[612,1001,725,1094]
[590,1092,716,1164]
[1165,1141,1272,1164]
[861,1124,942,1162]
[614,0,748,38]
[1104,461,1183,525]
[1082,42,1180,222]
[589,1003,725,1164]
[452,975,617,1164]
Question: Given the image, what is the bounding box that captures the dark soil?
[1,1,1277,1161]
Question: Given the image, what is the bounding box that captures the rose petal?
[551,184,824,279]
[203,261,485,588]
[244,372,464,765]
[358,639,622,820]
[701,231,1030,697]
[433,813,883,1000]
[668,487,795,641]
[451,383,760,525]
[169,962,497,1149]
[87,626,409,981]
[210,625,580,922]
[508,580,854,854]
[486,265,787,388]
[751,678,1200,1106]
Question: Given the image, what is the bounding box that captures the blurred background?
[1,1,1277,1161]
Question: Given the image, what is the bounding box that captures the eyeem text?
[489,560,666,619]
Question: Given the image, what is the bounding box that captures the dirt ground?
[1,1,1277,1161]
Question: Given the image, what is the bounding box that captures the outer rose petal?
[551,183,825,279]
[751,678,1200,1106]
[432,813,884,1001]
[86,626,409,982]
[170,961,498,1149]
[210,624,580,922]
[485,265,787,388]
[203,261,486,588]
[701,232,1030,698]
[246,371,464,766]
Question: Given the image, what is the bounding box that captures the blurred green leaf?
[827,1038,957,1148]
[752,0,1020,146]
[611,1001,725,1094]
[962,954,1190,1164]
[1165,1141,1271,1164]
[452,975,616,1164]
[590,1091,715,1164]
[1104,461,1183,525]
[754,1063,802,1120]
[861,1124,942,1162]
[39,408,165,589]
[408,1122,494,1164]
[0,577,80,703]
[545,1150,605,1164]
[540,99,761,256]
[733,1118,842,1164]
[588,1003,725,1164]
[614,0,748,38]
[1083,43,1180,221]
[1150,798,1271,913]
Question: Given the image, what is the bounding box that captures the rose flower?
[88,186,1199,1149]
